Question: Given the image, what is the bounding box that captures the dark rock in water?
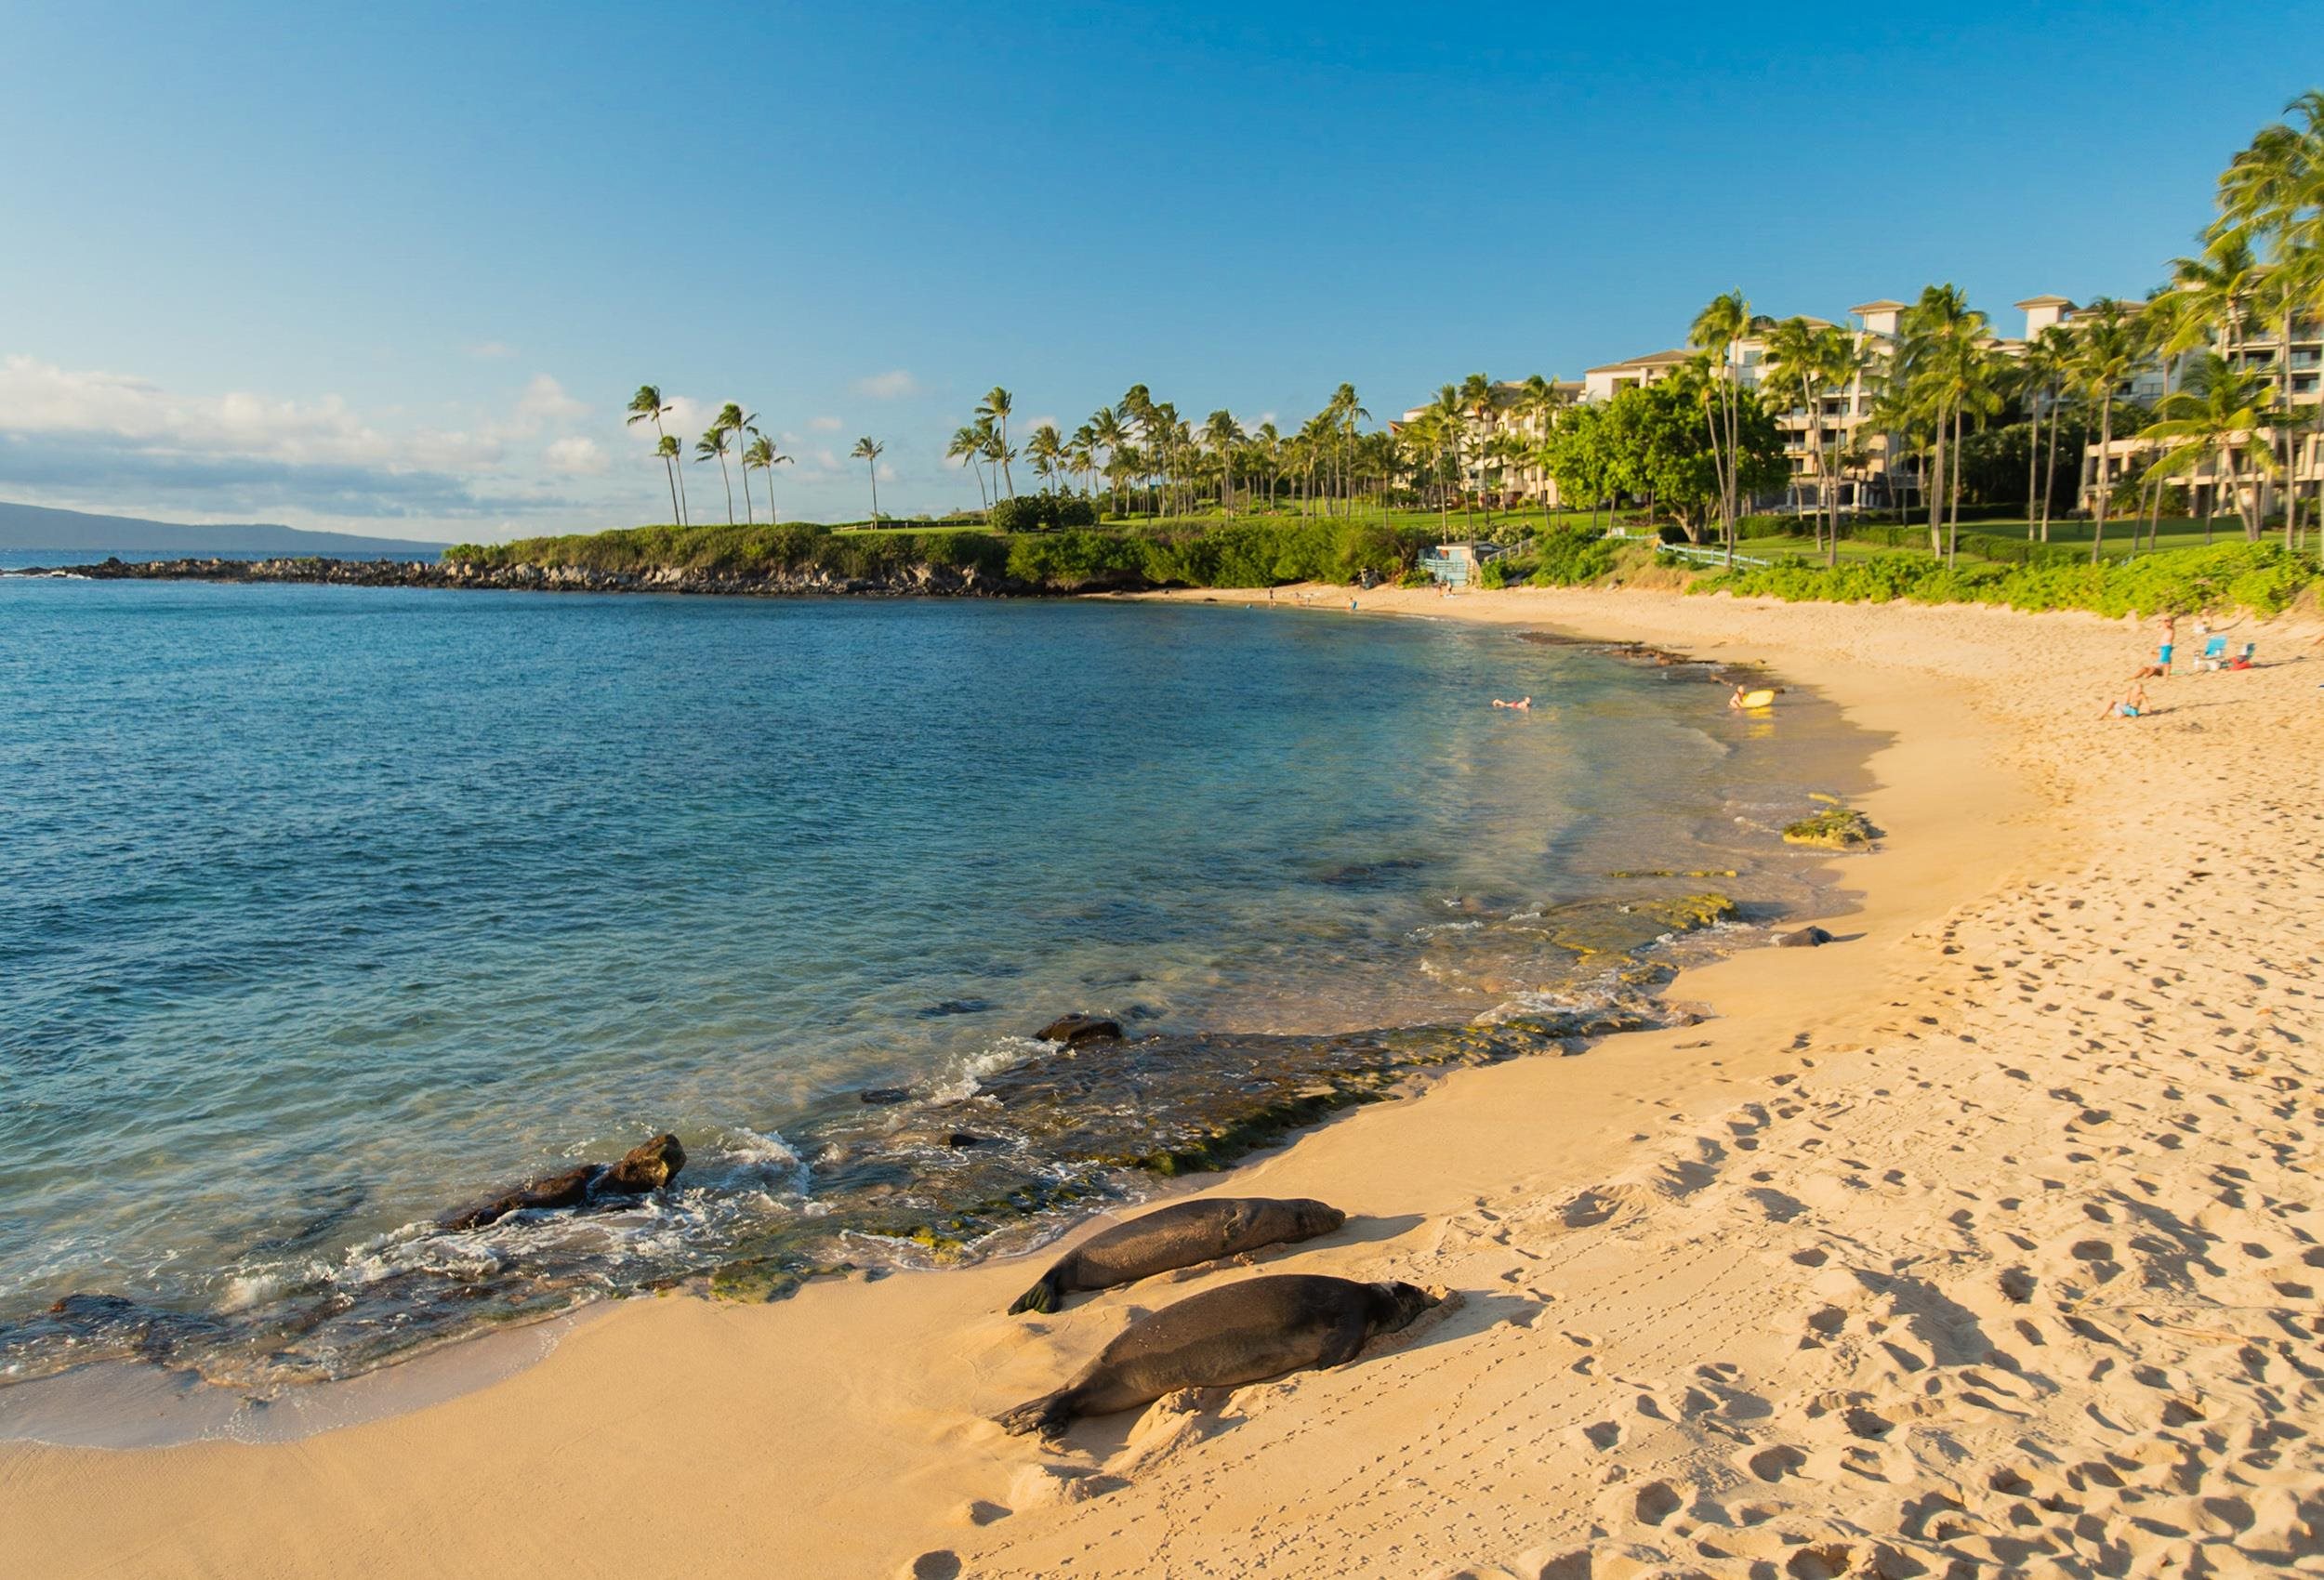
[441,1165,598,1231]
[946,1132,987,1148]
[441,1133,687,1231]
[1037,1014,1123,1047]
[859,1086,912,1105]
[599,1132,685,1194]
[918,999,993,1019]
[1776,926,1835,949]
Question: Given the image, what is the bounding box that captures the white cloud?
[466,341,517,360]
[851,369,920,400]
[809,415,843,433]
[516,374,587,427]
[545,436,608,476]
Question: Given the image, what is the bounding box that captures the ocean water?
[0,570,1870,1390]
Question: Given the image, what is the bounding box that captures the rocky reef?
[34,555,1035,597]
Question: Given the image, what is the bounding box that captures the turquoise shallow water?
[0,572,1868,1387]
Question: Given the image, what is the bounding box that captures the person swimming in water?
[1492,697,1532,710]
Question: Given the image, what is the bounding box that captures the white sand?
[6,586,2318,1579]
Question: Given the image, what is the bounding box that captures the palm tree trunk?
[720,454,735,524]
[2040,390,2061,542]
[2025,402,2040,540]
[2090,395,2113,565]
[2279,310,2297,546]
[868,460,879,522]
[654,417,683,526]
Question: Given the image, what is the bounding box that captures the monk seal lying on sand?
[1008,1197,1347,1315]
[997,1274,1437,1438]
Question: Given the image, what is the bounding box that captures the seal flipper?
[1314,1310,1371,1368]
[1008,1268,1065,1316]
[996,1388,1078,1439]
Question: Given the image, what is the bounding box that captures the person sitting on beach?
[2100,680,2149,719]
[1492,697,1532,710]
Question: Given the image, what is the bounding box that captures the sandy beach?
[7,585,2319,1579]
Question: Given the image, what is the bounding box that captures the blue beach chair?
[2198,634,2228,670]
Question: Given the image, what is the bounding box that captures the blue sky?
[1,0,2315,540]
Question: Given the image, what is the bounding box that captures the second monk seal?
[1008,1196,1347,1315]
[997,1273,1437,1438]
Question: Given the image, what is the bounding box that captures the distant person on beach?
[2100,680,2149,719]
[1492,697,1532,710]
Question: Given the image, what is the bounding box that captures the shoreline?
[7,586,2316,1578]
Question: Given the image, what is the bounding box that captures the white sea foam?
[928,1035,1045,1102]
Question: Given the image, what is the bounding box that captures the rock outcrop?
[442,1132,687,1231]
[40,555,1054,599]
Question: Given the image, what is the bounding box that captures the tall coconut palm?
[1688,291,1753,559]
[1203,409,1245,514]
[627,384,684,524]
[1068,424,1098,499]
[1025,422,1065,494]
[693,425,736,523]
[1431,383,1465,529]
[948,425,989,509]
[654,433,684,521]
[2071,300,2141,564]
[2137,352,2287,541]
[2215,93,2324,547]
[2018,325,2077,540]
[1894,284,1988,557]
[1252,420,1282,511]
[1761,317,1827,541]
[716,403,759,524]
[1089,406,1129,516]
[852,436,885,522]
[976,388,1014,495]
[742,434,793,521]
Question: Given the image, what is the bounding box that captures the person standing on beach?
[2157,614,2177,677]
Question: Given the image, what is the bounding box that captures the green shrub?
[1477,558,1511,589]
[1527,527,1617,586]
[1698,540,2320,618]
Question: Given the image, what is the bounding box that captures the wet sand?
[6,586,2318,1579]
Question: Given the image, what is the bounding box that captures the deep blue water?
[0,573,1865,1386]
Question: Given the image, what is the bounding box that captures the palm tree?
[948,425,989,509]
[1893,284,1988,558]
[694,425,736,524]
[742,434,793,521]
[2214,92,2324,547]
[2137,352,2287,541]
[1203,409,1245,514]
[1689,291,1753,560]
[976,388,1015,495]
[1068,424,1098,499]
[1761,317,1827,542]
[1252,420,1282,511]
[2071,300,2141,563]
[1025,422,1065,494]
[1431,384,1465,529]
[2019,326,2077,540]
[1089,406,1129,516]
[851,437,886,522]
[654,433,684,521]
[627,384,684,524]
[716,403,758,524]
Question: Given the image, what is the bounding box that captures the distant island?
[0,500,447,559]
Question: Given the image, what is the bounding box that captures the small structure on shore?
[1419,541,1505,586]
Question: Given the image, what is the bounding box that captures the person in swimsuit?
[2099,679,2148,718]
[1492,697,1532,710]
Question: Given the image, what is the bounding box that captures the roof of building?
[1848,299,1908,313]
[2014,294,2076,309]
[1582,349,1693,375]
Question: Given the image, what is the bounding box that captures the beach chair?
[2230,642,2255,671]
[2197,634,2229,671]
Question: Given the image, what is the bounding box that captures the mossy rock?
[1782,808,1877,849]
